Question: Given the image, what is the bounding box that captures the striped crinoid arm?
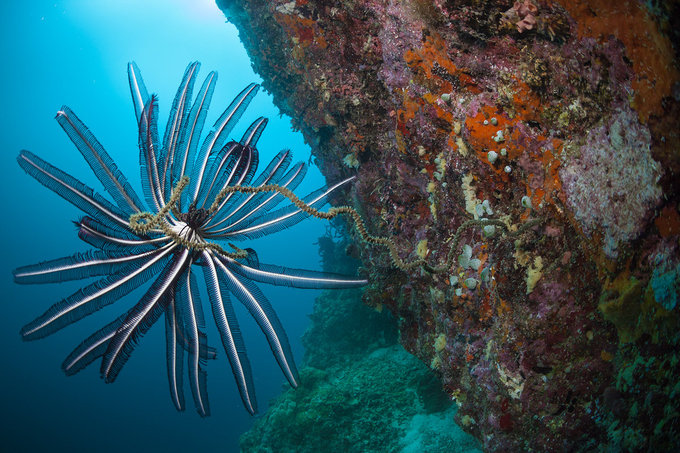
[16,61,376,418]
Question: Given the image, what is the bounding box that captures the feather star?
[14,62,366,416]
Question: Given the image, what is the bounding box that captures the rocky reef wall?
[217,0,680,450]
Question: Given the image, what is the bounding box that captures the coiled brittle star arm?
[129,176,544,273]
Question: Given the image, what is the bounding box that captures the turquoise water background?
[1,1,328,451]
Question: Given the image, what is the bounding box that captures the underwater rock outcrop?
[240,233,481,452]
[218,0,680,450]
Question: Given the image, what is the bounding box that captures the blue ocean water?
[0,2,328,451]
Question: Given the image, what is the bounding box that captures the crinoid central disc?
[170,220,202,243]
[180,205,210,230]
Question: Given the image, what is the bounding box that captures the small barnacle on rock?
[504,166,512,173]
[487,150,498,164]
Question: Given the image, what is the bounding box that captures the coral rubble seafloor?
[217,0,680,451]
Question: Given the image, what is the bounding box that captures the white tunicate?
[483,225,496,237]
[490,117,498,126]
[504,166,512,173]
[481,267,490,283]
[469,258,481,270]
[458,244,472,268]
[521,195,532,209]
[487,150,498,164]
[455,288,463,297]
[464,278,478,290]
[500,148,507,156]
[475,203,484,218]
[482,199,493,215]
[441,93,451,102]
[450,275,459,286]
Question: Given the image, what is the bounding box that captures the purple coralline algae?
[559,106,662,258]
[217,0,679,450]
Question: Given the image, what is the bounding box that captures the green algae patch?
[598,275,644,344]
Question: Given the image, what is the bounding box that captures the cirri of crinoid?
[14,62,367,416]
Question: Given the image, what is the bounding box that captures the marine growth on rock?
[218,0,679,450]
